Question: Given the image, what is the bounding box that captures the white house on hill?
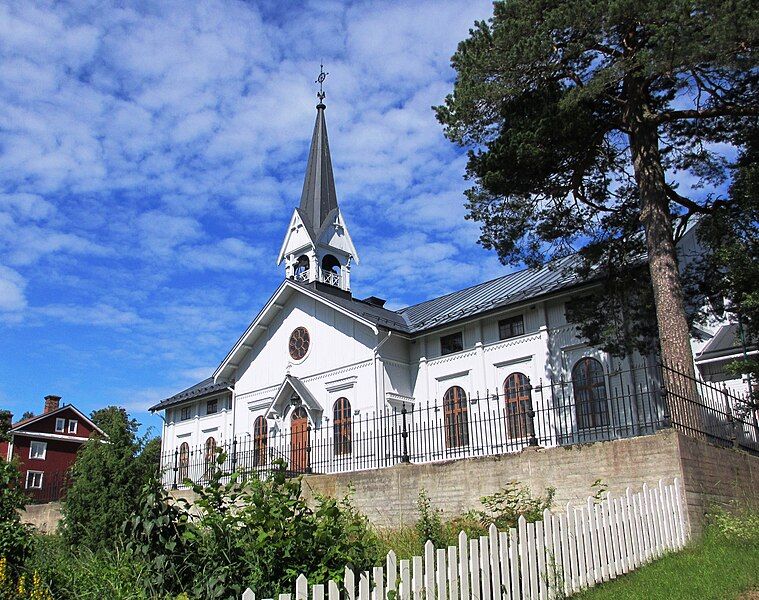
[150,95,754,483]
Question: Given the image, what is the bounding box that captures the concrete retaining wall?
[20,502,62,534]
[300,430,686,529]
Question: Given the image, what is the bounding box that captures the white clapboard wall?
[242,478,688,600]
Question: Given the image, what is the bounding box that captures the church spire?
[299,65,338,233]
[277,67,358,293]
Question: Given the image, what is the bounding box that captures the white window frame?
[30,440,47,460]
[26,470,44,489]
[55,417,66,432]
[68,419,78,434]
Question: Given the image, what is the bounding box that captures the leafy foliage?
[122,480,192,597]
[124,455,382,599]
[0,461,33,573]
[60,407,160,551]
[687,126,759,402]
[468,482,555,530]
[435,0,758,365]
[415,489,446,549]
[0,557,53,600]
[0,411,12,442]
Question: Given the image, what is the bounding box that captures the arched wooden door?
[290,406,309,473]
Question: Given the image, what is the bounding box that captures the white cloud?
[0,265,27,312]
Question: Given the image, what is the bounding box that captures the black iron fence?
[159,362,758,489]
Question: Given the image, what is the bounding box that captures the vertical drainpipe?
[227,385,236,445]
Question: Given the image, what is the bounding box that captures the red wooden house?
[4,395,106,503]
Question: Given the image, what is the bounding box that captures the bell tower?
[277,66,358,293]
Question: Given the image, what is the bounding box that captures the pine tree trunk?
[624,84,699,427]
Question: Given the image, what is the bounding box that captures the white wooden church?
[151,94,750,483]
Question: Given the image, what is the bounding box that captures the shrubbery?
[0,461,34,574]
[60,407,160,552]
[123,454,382,599]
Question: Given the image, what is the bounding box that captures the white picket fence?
[242,478,688,600]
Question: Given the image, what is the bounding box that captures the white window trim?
[68,419,78,434]
[55,417,66,432]
[26,470,44,489]
[29,440,47,460]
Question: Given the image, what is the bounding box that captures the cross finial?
[315,63,328,104]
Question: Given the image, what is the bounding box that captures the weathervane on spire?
[315,63,328,103]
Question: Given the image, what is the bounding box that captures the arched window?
[443,386,469,449]
[504,373,531,438]
[178,442,190,482]
[204,437,217,478]
[333,397,352,456]
[253,416,268,467]
[204,437,216,463]
[294,255,310,280]
[321,254,340,274]
[572,357,610,429]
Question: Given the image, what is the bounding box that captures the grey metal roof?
[298,102,339,239]
[397,255,585,333]
[696,323,754,361]
[149,377,233,412]
[302,254,588,335]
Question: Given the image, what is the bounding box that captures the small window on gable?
[68,420,78,434]
[440,332,463,356]
[30,441,47,460]
[26,471,43,489]
[206,399,218,415]
[180,406,192,421]
[55,418,65,432]
[498,315,525,340]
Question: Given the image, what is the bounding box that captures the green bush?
[124,455,382,599]
[708,506,759,545]
[415,489,446,549]
[60,407,160,552]
[0,461,34,573]
[472,481,555,530]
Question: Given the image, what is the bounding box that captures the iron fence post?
[659,367,672,428]
[231,436,238,474]
[401,403,410,463]
[172,448,178,490]
[306,423,313,474]
[722,386,737,448]
[526,378,538,446]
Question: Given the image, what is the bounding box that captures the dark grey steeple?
[298,101,339,237]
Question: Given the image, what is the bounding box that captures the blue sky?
[0,0,502,434]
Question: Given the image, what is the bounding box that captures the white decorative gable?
[316,210,359,263]
[277,210,314,265]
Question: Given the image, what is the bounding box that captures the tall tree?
[435,0,758,376]
[688,125,759,404]
[60,406,160,551]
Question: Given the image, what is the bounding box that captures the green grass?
[575,525,759,600]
